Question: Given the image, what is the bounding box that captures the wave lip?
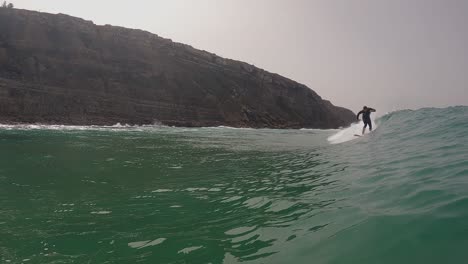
[327,106,468,145]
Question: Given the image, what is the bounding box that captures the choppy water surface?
[1,107,468,263]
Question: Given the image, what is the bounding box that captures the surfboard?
[354,134,362,137]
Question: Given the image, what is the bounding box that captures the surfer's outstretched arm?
[356,111,363,120]
[369,108,376,112]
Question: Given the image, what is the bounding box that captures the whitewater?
[0,106,467,264]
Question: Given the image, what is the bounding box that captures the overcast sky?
[12,0,468,114]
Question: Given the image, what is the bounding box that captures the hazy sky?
[12,0,468,114]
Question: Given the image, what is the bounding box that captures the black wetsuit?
[357,108,375,130]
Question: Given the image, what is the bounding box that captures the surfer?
[357,106,376,135]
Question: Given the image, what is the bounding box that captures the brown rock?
[0,8,355,128]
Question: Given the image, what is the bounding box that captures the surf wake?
[327,119,378,144]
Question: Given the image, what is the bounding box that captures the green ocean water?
[1,106,468,264]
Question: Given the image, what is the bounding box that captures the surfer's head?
[363,106,368,110]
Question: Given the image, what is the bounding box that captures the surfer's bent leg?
[369,121,373,131]
[362,121,368,134]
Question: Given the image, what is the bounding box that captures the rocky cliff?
[0,8,355,128]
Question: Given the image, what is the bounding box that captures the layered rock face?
[0,8,355,128]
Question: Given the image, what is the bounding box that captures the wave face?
[0,106,467,263]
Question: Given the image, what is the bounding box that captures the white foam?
[178,246,203,254]
[213,126,253,130]
[0,123,162,132]
[327,120,377,144]
[128,238,166,249]
[91,211,112,215]
[152,189,173,193]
